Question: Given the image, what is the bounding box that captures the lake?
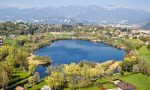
[34,40,125,78]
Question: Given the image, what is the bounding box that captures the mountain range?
[0,5,150,24]
[143,21,150,29]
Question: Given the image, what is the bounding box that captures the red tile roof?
[118,82,136,90]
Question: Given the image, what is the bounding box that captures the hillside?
[0,6,150,24]
[143,21,150,29]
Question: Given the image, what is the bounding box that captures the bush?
[122,61,136,72]
[148,45,150,50]
[24,83,31,89]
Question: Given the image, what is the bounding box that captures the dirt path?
[109,62,120,70]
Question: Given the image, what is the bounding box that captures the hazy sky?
[0,0,150,12]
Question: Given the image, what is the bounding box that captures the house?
[113,80,136,90]
[15,86,25,90]
[117,82,136,90]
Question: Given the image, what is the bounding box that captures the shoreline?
[31,36,126,66]
[33,37,127,53]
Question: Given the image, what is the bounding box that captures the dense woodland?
[0,21,75,36]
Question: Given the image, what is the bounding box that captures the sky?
[0,0,150,12]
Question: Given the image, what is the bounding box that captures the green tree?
[148,44,150,50]
[28,76,35,86]
[16,48,28,70]
[6,54,16,67]
[45,72,64,90]
[28,64,36,75]
[34,72,40,83]
[0,46,11,61]
[0,65,9,89]
[122,61,136,72]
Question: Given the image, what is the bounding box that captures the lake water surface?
[34,40,125,78]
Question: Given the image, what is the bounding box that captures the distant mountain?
[143,22,150,29]
[0,6,150,24]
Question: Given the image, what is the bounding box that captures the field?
[64,87,99,90]
[3,38,16,46]
[28,80,46,90]
[120,73,150,90]
[139,46,150,68]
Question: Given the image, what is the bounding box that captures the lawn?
[3,38,16,46]
[96,72,150,90]
[9,69,30,85]
[101,83,116,89]
[77,87,99,90]
[120,73,150,90]
[28,79,46,90]
[139,46,150,68]
[64,87,99,90]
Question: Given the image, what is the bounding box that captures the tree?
[0,65,9,89]
[122,61,136,72]
[67,76,77,90]
[28,72,40,86]
[6,54,16,67]
[28,64,36,75]
[148,44,150,50]
[34,72,40,83]
[0,46,11,61]
[46,65,57,75]
[120,71,124,76]
[28,76,35,86]
[77,77,92,89]
[16,37,28,46]
[16,48,28,70]
[45,72,64,90]
[80,64,91,79]
[63,63,80,76]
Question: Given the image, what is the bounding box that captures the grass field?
[139,46,150,68]
[3,38,16,46]
[28,79,46,90]
[120,73,150,90]
[101,83,116,89]
[96,72,150,90]
[64,87,99,90]
[9,69,30,85]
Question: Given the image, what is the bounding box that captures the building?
[15,86,25,90]
[113,80,136,90]
[117,82,136,90]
